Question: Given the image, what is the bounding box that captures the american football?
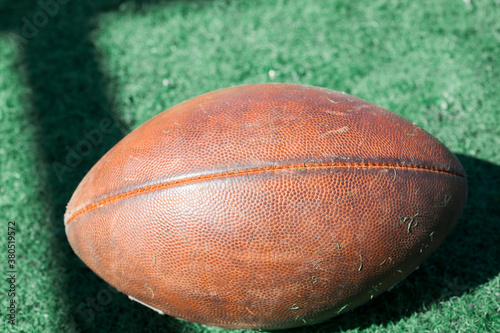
[64,83,467,330]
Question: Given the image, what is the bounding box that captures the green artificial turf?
[0,0,499,332]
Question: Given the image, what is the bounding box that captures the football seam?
[65,161,465,225]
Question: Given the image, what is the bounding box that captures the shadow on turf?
[1,1,499,332]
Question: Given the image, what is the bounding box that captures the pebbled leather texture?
[65,83,467,330]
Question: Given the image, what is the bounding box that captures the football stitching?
[65,162,465,225]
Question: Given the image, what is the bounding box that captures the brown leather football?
[65,83,467,330]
